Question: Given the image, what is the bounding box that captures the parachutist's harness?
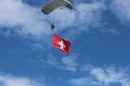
[51,24,55,30]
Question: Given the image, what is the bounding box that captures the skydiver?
[51,22,55,31]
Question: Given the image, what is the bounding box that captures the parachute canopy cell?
[41,0,73,14]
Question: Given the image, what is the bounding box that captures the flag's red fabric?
[53,33,71,54]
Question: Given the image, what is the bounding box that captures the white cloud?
[90,66,130,86]
[81,64,94,71]
[110,0,130,25]
[0,73,45,86]
[29,53,78,73]
[0,0,52,50]
[61,53,78,73]
[48,8,75,30]
[42,53,62,68]
[69,65,130,86]
[28,53,61,68]
[0,0,50,36]
[107,29,120,34]
[62,1,107,39]
[69,77,99,86]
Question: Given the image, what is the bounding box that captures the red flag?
[53,33,71,54]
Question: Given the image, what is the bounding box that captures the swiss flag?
[53,33,71,54]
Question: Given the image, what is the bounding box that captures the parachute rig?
[41,0,73,30]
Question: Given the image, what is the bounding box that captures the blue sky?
[0,0,130,86]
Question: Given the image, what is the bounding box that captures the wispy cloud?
[0,0,50,36]
[69,64,130,86]
[62,1,107,39]
[110,0,130,25]
[69,77,99,86]
[0,73,45,86]
[107,29,120,34]
[28,53,78,73]
[0,0,52,50]
[61,53,78,73]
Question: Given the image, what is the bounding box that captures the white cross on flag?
[53,33,71,54]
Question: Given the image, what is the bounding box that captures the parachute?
[41,0,73,14]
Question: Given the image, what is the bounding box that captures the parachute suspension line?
[41,0,73,31]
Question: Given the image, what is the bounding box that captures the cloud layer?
[0,73,45,86]
[110,0,130,25]
[0,0,50,36]
[29,53,78,73]
[69,65,130,86]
